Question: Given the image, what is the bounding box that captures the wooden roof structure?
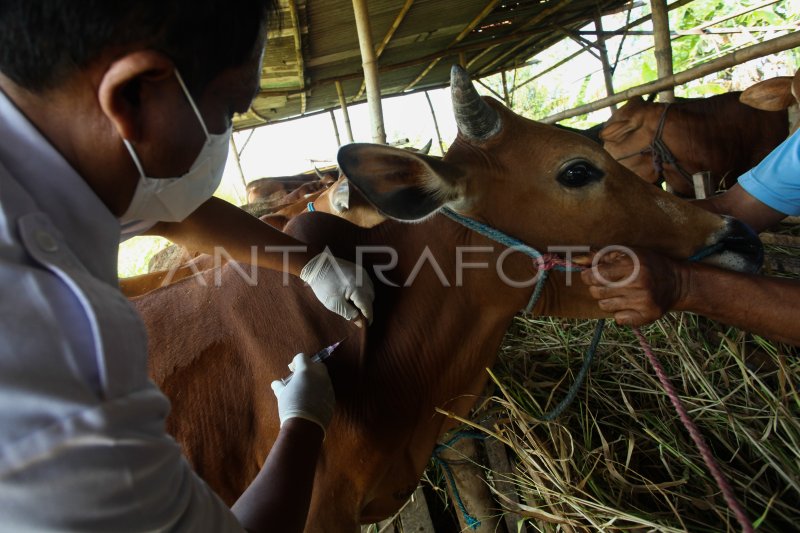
[234,0,634,130]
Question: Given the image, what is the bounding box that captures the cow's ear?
[740,76,794,111]
[338,143,465,221]
[599,119,637,143]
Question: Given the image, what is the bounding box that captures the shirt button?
[35,230,59,252]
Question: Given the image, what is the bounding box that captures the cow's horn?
[451,65,502,141]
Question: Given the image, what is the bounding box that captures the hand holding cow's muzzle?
[271,353,335,434]
[300,251,375,324]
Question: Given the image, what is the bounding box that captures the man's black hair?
[0,0,279,93]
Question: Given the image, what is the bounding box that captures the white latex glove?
[300,251,375,323]
[270,353,335,433]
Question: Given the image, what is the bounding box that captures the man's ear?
[337,144,465,221]
[97,50,175,143]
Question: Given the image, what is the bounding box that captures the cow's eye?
[557,161,604,188]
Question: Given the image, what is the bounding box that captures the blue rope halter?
[441,208,578,314]
[437,206,727,528]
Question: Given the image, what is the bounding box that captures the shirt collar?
[0,88,121,284]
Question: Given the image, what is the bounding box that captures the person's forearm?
[232,418,324,533]
[151,197,317,276]
[676,263,800,345]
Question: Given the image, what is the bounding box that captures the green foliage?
[499,0,800,120]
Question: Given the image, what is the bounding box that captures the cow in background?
[245,168,337,208]
[599,92,788,197]
[120,176,383,298]
[740,68,800,133]
[133,66,762,530]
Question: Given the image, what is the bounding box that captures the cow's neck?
[317,213,545,431]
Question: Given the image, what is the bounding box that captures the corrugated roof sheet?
[234,0,632,130]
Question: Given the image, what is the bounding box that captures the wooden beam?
[352,0,385,144]
[475,78,504,101]
[329,109,341,147]
[594,12,617,111]
[286,0,307,114]
[469,0,570,72]
[335,80,354,143]
[404,0,503,91]
[557,26,601,61]
[474,0,572,76]
[540,30,800,124]
[650,0,675,102]
[267,23,590,98]
[509,0,693,92]
[572,26,800,35]
[425,91,445,156]
[501,70,510,106]
[355,0,415,101]
[228,136,248,204]
[693,0,780,33]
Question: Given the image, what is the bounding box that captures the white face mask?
[119,69,232,224]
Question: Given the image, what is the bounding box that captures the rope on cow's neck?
[442,207,609,420]
[440,207,753,532]
[432,430,489,530]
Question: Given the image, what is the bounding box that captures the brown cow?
[246,169,337,205]
[133,66,761,530]
[740,68,800,133]
[599,92,788,197]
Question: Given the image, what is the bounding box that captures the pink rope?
[632,327,754,533]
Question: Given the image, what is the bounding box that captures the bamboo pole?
[228,136,248,205]
[594,14,617,111]
[651,0,675,102]
[352,0,386,144]
[286,0,307,114]
[475,78,505,101]
[501,70,510,106]
[329,110,342,147]
[424,91,445,156]
[510,0,693,93]
[474,1,575,75]
[540,30,800,124]
[336,80,354,143]
[355,0,414,100]
[404,0,502,91]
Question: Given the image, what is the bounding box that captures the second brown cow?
[600,92,788,197]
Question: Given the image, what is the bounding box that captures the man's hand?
[580,249,690,327]
[270,353,335,434]
[300,251,375,324]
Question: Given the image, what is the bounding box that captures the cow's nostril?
[701,216,763,274]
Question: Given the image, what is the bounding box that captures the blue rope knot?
[434,206,728,526]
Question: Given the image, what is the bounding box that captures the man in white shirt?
[0,1,368,530]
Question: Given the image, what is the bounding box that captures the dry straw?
[462,310,800,532]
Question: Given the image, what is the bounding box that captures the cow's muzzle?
[699,216,764,273]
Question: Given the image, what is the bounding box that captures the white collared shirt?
[0,89,242,531]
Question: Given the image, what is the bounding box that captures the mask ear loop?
[174,69,210,139]
[122,70,212,181]
[122,139,147,178]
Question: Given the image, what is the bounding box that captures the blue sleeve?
[737,128,800,216]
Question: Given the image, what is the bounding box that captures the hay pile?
[468,313,800,531]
